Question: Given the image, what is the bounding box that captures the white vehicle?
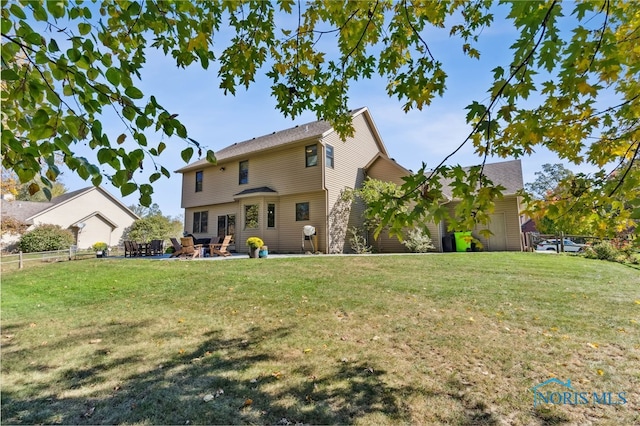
[536,239,586,253]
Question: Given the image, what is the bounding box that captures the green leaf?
[92,174,103,187]
[35,51,49,64]
[77,164,90,180]
[91,121,103,139]
[67,48,81,62]
[125,86,144,99]
[105,67,121,86]
[135,115,148,129]
[175,122,187,138]
[149,172,161,183]
[111,170,128,187]
[97,148,114,164]
[157,142,166,155]
[25,32,43,46]
[46,1,65,18]
[9,4,26,19]
[181,147,194,163]
[78,23,91,35]
[32,109,49,125]
[87,67,99,81]
[128,1,142,15]
[121,182,138,197]
[122,106,136,121]
[140,193,152,207]
[133,132,147,146]
[64,116,81,139]
[1,17,13,34]
[48,38,59,53]
[206,150,217,164]
[1,69,20,81]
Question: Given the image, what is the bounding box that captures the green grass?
[2,253,639,425]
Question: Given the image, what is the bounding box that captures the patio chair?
[179,237,201,259]
[210,235,232,257]
[169,237,183,258]
[125,240,143,257]
[131,241,145,256]
[124,241,135,257]
[150,239,164,256]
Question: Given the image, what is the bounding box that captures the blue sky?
[57,4,597,219]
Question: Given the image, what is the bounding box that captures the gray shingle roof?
[176,108,367,172]
[0,199,53,223]
[0,186,139,223]
[234,186,277,196]
[0,187,94,223]
[439,159,523,197]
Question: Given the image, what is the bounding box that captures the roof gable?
[71,211,120,229]
[440,159,524,197]
[176,107,387,173]
[1,186,139,223]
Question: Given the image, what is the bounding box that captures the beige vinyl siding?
[478,196,523,251]
[181,141,324,209]
[185,202,236,236]
[216,192,326,254]
[33,188,136,248]
[274,192,326,253]
[445,196,523,252]
[323,113,385,252]
[365,157,407,185]
[372,230,408,253]
[372,221,442,253]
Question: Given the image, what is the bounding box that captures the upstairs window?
[305,145,317,167]
[239,160,248,184]
[325,145,334,168]
[195,171,203,192]
[193,211,208,233]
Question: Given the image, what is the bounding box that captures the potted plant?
[92,241,108,258]
[246,237,264,258]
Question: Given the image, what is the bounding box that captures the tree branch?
[403,0,435,62]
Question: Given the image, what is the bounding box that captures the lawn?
[1,253,639,425]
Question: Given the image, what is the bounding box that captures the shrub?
[122,215,181,243]
[584,241,637,263]
[348,227,372,254]
[402,228,435,253]
[19,224,75,253]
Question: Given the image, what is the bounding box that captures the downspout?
[321,141,329,254]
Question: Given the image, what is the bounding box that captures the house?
[176,107,392,254]
[0,186,139,250]
[177,107,525,254]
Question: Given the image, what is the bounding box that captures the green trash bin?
[454,231,472,252]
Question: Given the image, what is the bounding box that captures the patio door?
[217,214,235,239]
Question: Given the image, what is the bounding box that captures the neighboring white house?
[0,186,139,251]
